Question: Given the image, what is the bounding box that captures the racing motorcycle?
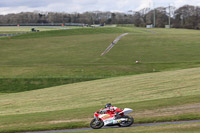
[90,108,134,129]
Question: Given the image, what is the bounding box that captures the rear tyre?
[118,124,122,127]
[119,116,134,127]
[90,118,104,129]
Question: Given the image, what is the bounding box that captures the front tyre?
[119,116,134,127]
[90,118,104,129]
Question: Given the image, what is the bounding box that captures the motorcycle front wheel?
[119,116,134,127]
[90,118,104,129]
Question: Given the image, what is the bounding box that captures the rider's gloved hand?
[101,110,107,114]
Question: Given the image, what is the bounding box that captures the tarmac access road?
[24,120,200,133]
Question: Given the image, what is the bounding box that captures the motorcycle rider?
[101,103,122,119]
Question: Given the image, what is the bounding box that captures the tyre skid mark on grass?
[101,33,129,56]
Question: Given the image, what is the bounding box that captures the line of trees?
[133,5,200,29]
[0,5,200,29]
[0,11,134,25]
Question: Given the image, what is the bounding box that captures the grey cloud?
[0,0,49,7]
[0,0,199,15]
[0,0,91,8]
[0,0,76,8]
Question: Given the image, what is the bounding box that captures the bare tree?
[174,5,200,29]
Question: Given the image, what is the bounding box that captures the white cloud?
[136,0,153,10]
[174,0,189,7]
[0,6,34,15]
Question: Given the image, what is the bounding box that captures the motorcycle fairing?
[99,114,128,126]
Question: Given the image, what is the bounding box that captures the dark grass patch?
[0,77,101,93]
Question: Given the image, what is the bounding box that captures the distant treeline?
[0,5,199,29]
[0,11,134,26]
[134,5,200,29]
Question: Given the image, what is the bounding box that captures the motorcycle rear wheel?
[119,116,134,127]
[90,118,104,129]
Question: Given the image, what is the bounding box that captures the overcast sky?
[0,0,200,15]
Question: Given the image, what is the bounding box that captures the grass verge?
[0,95,200,132]
[70,122,200,133]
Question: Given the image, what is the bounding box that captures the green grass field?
[0,27,200,93]
[0,27,200,132]
[0,26,78,35]
[0,67,200,132]
[71,122,200,133]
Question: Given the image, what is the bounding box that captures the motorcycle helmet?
[105,103,112,108]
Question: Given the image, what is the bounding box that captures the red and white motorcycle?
[90,108,134,129]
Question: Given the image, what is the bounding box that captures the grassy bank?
[0,27,200,132]
[0,67,200,132]
[1,67,200,115]
[0,27,200,91]
[0,96,200,132]
[1,27,200,79]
